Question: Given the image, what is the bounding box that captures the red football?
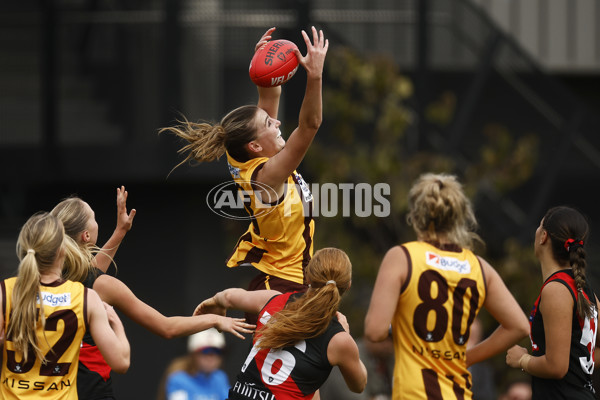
[249,39,299,87]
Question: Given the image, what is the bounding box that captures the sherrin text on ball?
[249,39,299,87]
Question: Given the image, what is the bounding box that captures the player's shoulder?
[384,244,407,259]
[327,330,359,365]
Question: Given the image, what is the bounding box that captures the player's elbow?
[504,317,530,344]
[110,357,130,374]
[349,376,367,393]
[345,368,368,393]
[517,320,530,339]
[107,342,131,374]
[364,322,389,343]
[160,327,177,340]
[304,116,322,132]
[364,331,386,343]
[517,326,529,341]
[547,362,569,379]
[159,319,181,339]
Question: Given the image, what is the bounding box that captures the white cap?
[187,328,226,353]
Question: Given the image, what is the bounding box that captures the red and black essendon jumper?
[78,268,115,400]
[228,292,345,400]
[529,269,598,399]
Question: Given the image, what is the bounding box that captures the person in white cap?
[161,328,229,400]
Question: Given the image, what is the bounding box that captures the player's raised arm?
[94,186,136,273]
[254,27,283,118]
[93,274,255,340]
[194,288,281,316]
[256,26,329,190]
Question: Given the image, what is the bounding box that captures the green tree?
[304,46,541,366]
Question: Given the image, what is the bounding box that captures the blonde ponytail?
[9,253,45,363]
[10,212,64,363]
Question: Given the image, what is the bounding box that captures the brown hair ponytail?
[160,105,261,171]
[570,245,592,319]
[159,117,227,171]
[256,248,352,350]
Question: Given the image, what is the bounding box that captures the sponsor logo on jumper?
[412,345,466,361]
[228,162,241,179]
[2,377,71,391]
[37,292,71,307]
[425,252,471,274]
[294,173,313,203]
[232,381,275,400]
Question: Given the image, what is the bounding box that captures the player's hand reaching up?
[116,185,136,233]
[254,27,282,98]
[255,26,275,53]
[294,26,328,80]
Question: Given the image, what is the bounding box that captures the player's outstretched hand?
[216,316,256,339]
[255,26,276,53]
[194,297,226,317]
[116,186,136,233]
[294,26,328,80]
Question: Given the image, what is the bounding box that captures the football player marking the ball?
[160,27,328,323]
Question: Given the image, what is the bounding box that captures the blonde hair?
[50,197,100,282]
[159,105,261,172]
[407,173,482,250]
[256,248,352,350]
[9,212,64,363]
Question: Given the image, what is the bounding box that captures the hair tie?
[326,280,337,286]
[27,249,35,255]
[564,238,584,252]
